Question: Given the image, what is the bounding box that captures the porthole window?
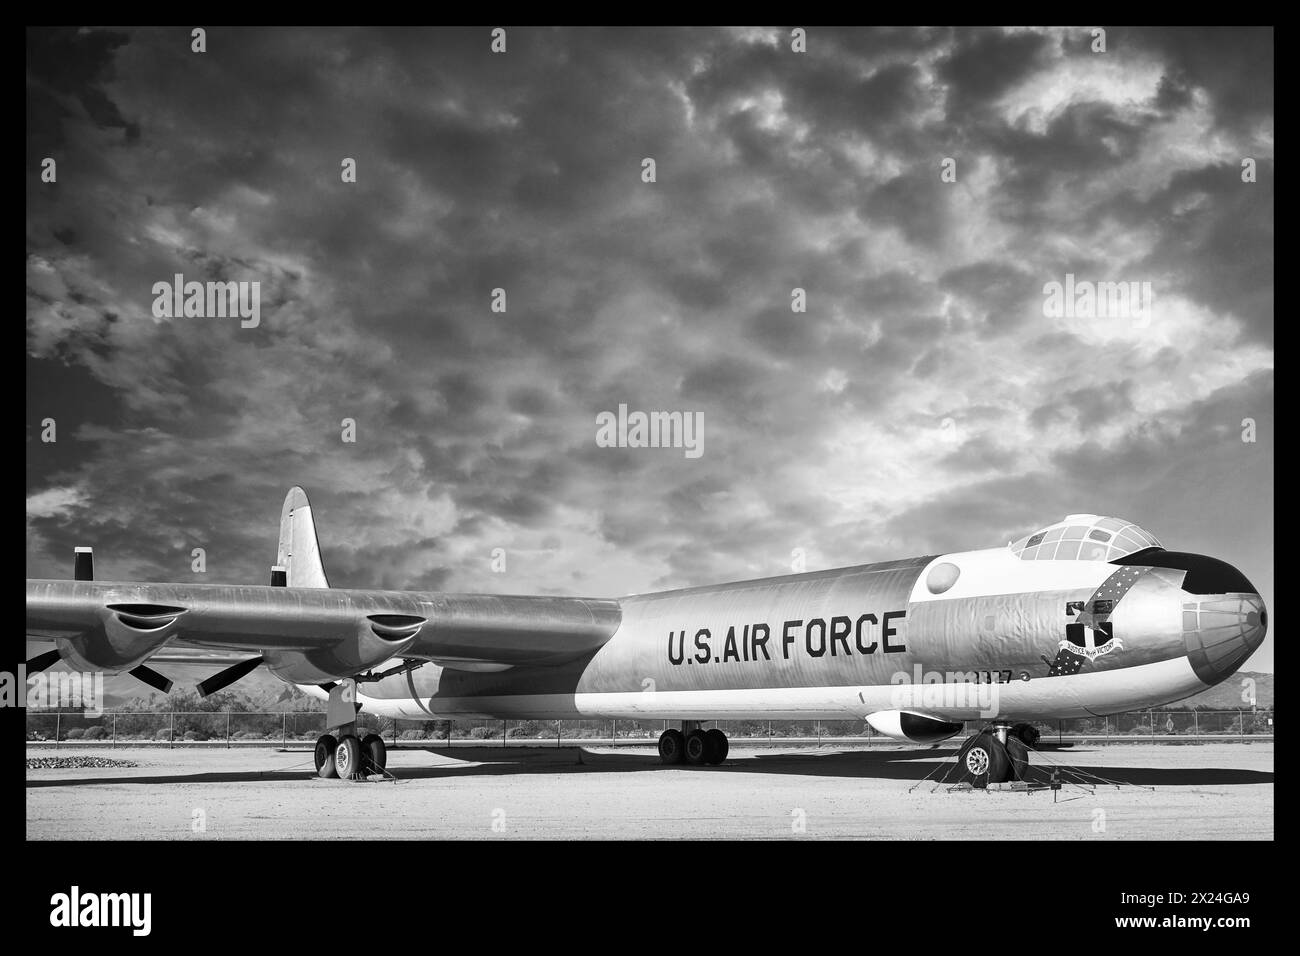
[926,562,961,594]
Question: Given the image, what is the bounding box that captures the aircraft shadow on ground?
[25,745,1273,788]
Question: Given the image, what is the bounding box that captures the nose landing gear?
[956,722,1031,787]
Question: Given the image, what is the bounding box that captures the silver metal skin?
[354,554,1265,722]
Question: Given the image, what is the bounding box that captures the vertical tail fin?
[276,486,331,588]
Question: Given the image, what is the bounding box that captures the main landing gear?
[312,677,389,780]
[314,730,387,779]
[658,722,729,766]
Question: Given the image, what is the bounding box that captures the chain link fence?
[24,708,1275,747]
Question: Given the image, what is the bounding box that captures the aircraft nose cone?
[1182,591,1267,686]
[1112,550,1266,686]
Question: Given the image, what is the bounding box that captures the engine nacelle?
[867,709,964,744]
[55,604,187,674]
[261,614,425,684]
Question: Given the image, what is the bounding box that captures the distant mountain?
[1169,671,1273,710]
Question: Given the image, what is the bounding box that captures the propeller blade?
[129,664,174,694]
[74,547,94,581]
[195,656,264,698]
[26,649,62,673]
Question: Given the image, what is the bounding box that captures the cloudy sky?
[27,26,1273,670]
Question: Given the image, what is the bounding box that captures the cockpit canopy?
[1009,514,1162,562]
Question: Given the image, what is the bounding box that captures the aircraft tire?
[361,733,387,774]
[1011,723,1041,748]
[684,729,709,765]
[314,734,338,779]
[335,734,364,779]
[959,731,1010,787]
[1005,736,1029,781]
[703,729,728,765]
[658,729,685,764]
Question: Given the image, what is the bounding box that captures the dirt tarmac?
[26,741,1273,840]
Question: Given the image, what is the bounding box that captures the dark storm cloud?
[937,29,1053,111]
[1122,26,1273,132]
[1096,161,1275,345]
[26,27,139,153]
[27,26,1271,663]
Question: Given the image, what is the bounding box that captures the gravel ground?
[26,741,1273,840]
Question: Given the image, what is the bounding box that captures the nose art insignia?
[1046,566,1148,675]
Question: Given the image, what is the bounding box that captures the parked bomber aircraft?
[25,487,1267,783]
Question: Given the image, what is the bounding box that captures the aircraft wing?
[26,486,623,693]
[25,579,623,687]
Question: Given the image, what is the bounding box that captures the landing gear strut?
[659,722,728,766]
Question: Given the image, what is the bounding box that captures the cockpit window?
[1009,515,1162,561]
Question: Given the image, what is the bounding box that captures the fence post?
[1238,709,1243,741]
[393,718,398,748]
[503,719,508,747]
[1149,710,1154,739]
[112,713,117,748]
[55,712,61,748]
[226,712,231,749]
[1193,709,1199,739]
[169,712,175,749]
[556,719,562,748]
[281,713,287,749]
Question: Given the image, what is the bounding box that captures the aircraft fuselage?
[349,542,1266,725]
